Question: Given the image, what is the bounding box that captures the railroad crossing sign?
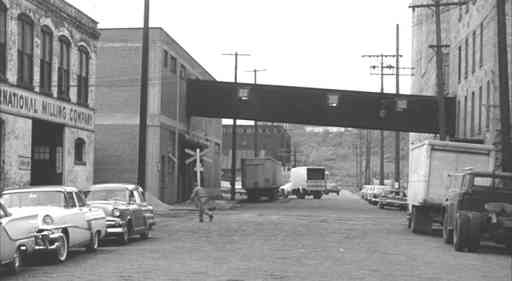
[185,148,212,188]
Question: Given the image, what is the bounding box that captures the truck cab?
[442,171,512,252]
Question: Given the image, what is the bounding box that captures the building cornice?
[29,0,100,40]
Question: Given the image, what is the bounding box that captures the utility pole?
[363,54,399,185]
[395,24,401,189]
[409,1,467,140]
[222,52,250,200]
[496,0,511,172]
[246,68,267,158]
[364,130,371,185]
[137,0,150,190]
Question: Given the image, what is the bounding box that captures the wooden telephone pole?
[222,52,250,200]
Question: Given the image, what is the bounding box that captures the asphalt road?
[2,191,511,281]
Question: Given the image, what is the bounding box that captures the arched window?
[17,14,33,88]
[74,138,86,164]
[40,26,53,94]
[58,36,70,100]
[77,46,89,106]
[0,3,7,79]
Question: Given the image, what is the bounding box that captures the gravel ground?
[1,191,511,281]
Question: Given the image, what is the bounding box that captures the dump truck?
[290,166,328,199]
[407,140,495,234]
[241,158,284,201]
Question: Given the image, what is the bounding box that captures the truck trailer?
[407,140,495,234]
[241,158,284,201]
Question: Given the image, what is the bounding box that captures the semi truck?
[241,158,284,201]
[289,166,327,199]
[407,140,495,234]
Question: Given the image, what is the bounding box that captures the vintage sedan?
[84,184,155,244]
[1,186,106,263]
[0,201,36,274]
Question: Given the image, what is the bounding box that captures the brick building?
[0,0,98,190]
[411,0,512,169]
[221,124,291,180]
[94,28,222,203]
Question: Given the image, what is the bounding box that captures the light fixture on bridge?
[396,98,408,112]
[327,94,339,108]
[237,87,251,101]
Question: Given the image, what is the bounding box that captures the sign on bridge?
[187,79,455,135]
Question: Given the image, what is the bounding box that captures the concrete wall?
[1,115,31,189]
[64,127,93,188]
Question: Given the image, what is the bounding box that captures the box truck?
[289,166,328,199]
[407,140,495,234]
[241,158,284,201]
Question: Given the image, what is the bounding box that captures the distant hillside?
[286,125,409,189]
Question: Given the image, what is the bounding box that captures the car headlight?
[112,208,121,217]
[42,215,54,225]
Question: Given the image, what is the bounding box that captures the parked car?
[1,186,107,263]
[84,184,155,244]
[377,189,407,210]
[368,185,392,205]
[324,182,341,196]
[0,201,36,274]
[442,171,512,252]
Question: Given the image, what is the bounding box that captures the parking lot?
[1,191,511,281]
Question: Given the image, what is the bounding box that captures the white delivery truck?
[407,140,495,234]
[290,166,327,199]
[241,158,284,201]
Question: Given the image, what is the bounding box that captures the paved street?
[2,191,511,281]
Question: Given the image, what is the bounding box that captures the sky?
[68,0,414,124]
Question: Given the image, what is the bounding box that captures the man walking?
[189,185,214,223]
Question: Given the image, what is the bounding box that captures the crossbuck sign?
[185,148,212,188]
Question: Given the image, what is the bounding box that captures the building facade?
[95,28,222,204]
[411,0,512,169]
[0,0,98,191]
[221,124,292,180]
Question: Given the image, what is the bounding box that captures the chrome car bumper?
[34,230,64,252]
[105,216,127,237]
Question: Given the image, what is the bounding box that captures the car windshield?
[87,189,129,202]
[1,191,66,208]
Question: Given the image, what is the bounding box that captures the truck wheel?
[467,212,481,252]
[442,212,453,244]
[454,212,470,252]
[411,206,432,234]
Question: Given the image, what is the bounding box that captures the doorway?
[31,120,63,185]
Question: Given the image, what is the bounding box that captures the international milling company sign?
[0,85,94,131]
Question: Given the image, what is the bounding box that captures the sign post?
[185,148,212,188]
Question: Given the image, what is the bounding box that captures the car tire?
[378,202,384,209]
[442,212,453,244]
[118,226,129,245]
[6,249,21,274]
[86,231,100,252]
[313,193,322,199]
[467,212,481,252]
[454,212,470,252]
[53,233,68,263]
